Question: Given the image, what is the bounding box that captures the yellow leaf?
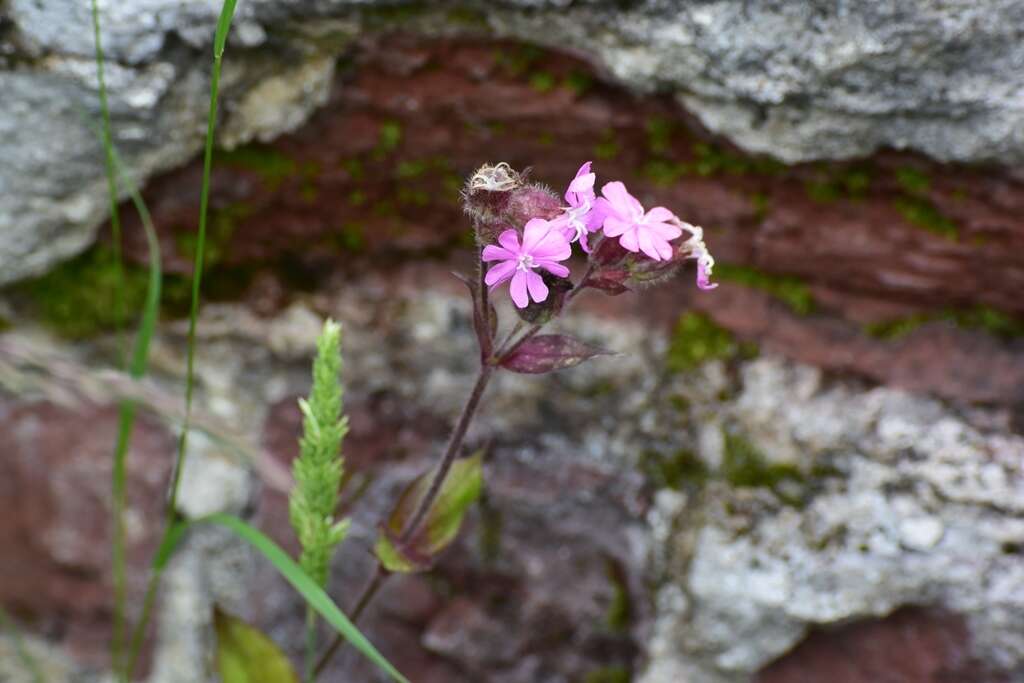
[214,608,299,683]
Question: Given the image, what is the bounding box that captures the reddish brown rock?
[758,608,1006,683]
[0,399,174,669]
[115,35,1024,404]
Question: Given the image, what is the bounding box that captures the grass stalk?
[124,2,238,676]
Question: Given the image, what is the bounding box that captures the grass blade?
[154,515,409,683]
[167,0,238,520]
[0,606,46,683]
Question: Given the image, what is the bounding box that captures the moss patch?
[715,264,815,314]
[866,306,1024,341]
[15,247,150,339]
[584,666,631,683]
[666,312,750,373]
[214,145,297,190]
[892,196,958,239]
[639,448,709,490]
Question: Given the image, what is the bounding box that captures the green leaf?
[214,608,299,683]
[374,452,484,573]
[157,514,410,683]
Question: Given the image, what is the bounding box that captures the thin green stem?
[124,2,238,676]
[312,564,386,677]
[90,1,128,675]
[304,605,317,682]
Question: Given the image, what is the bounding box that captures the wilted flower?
[671,218,717,290]
[483,218,572,308]
[596,181,682,261]
[552,161,607,252]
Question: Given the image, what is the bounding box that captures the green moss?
[593,130,621,160]
[666,312,750,372]
[494,45,544,77]
[585,666,631,683]
[537,131,555,146]
[397,186,430,206]
[176,202,252,268]
[395,159,428,179]
[335,222,366,251]
[361,3,428,26]
[866,306,1024,341]
[639,449,709,489]
[749,192,771,221]
[348,190,367,207]
[446,7,488,27]
[604,560,631,632]
[722,432,803,491]
[691,142,785,177]
[805,166,872,203]
[16,247,150,339]
[529,71,556,93]
[642,159,685,187]
[215,145,297,190]
[895,166,930,195]
[893,196,958,239]
[0,315,11,333]
[645,116,674,156]
[715,264,815,314]
[341,158,364,181]
[562,70,593,96]
[375,120,403,157]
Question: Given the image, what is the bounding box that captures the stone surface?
[641,357,1024,683]
[6,1,1024,281]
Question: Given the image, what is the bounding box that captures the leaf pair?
[374,453,484,573]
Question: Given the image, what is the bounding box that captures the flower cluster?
[472,162,716,309]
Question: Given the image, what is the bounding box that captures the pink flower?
[596,181,682,261]
[552,162,607,253]
[482,218,572,308]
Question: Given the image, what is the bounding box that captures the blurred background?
[2,2,1024,682]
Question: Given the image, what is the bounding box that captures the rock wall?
[5,1,1024,282]
[2,4,1024,683]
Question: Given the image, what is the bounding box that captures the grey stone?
[640,357,1024,683]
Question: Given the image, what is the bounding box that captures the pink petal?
[482,245,515,262]
[603,215,632,238]
[530,230,572,261]
[579,230,592,253]
[568,173,595,193]
[600,181,643,217]
[644,206,674,223]
[525,270,549,303]
[484,259,516,287]
[538,261,570,278]
[619,227,640,252]
[653,233,674,260]
[498,229,521,253]
[520,218,553,252]
[584,203,609,231]
[637,228,664,261]
[646,221,683,240]
[509,270,529,308]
